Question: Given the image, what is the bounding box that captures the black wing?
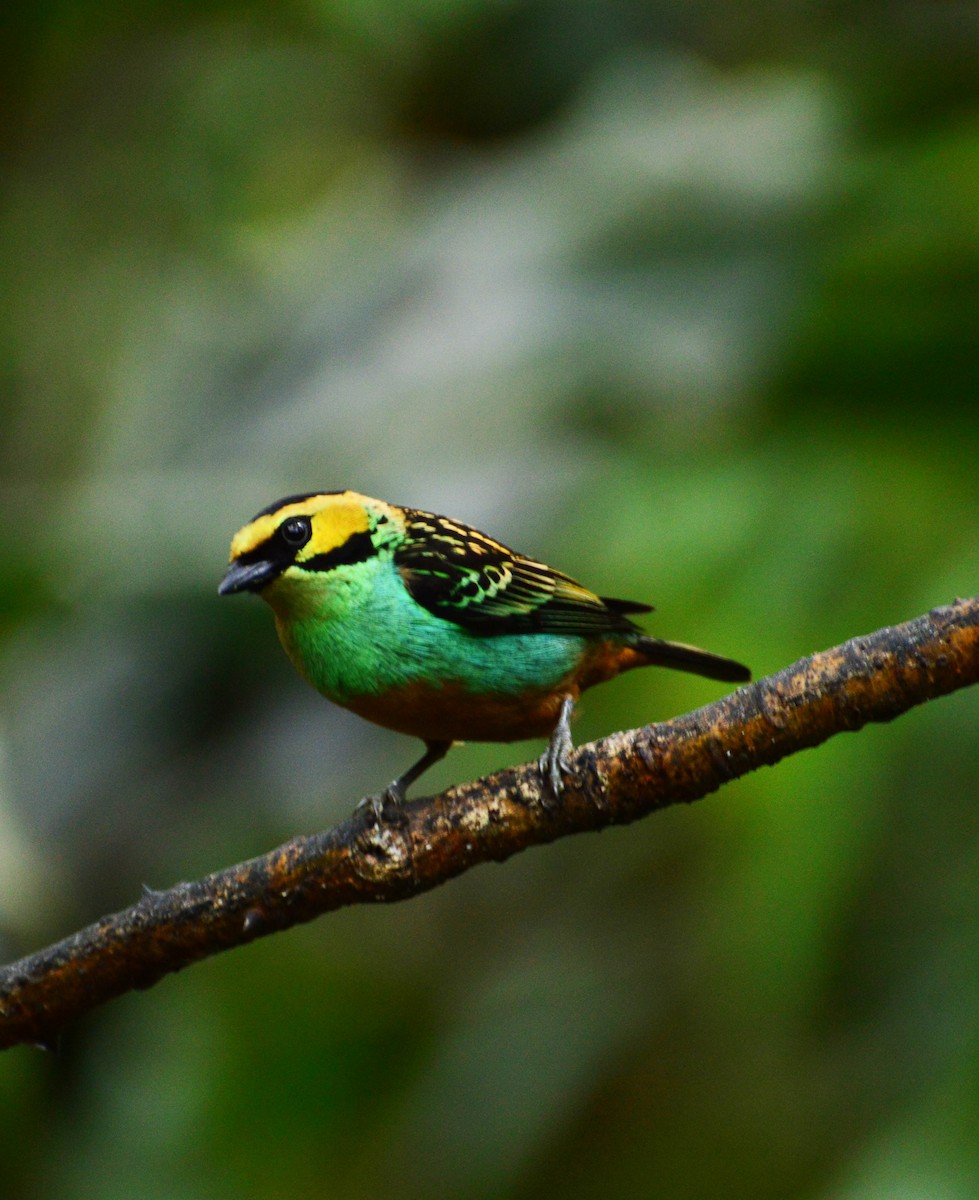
[394,508,651,636]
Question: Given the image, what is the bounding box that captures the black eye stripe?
[233,516,311,570]
[233,510,377,578]
[299,530,377,573]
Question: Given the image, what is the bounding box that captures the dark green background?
[2,3,977,1197]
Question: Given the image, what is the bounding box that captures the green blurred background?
[2,2,978,1197]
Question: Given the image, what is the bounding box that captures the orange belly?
[341,679,568,742]
[340,640,647,743]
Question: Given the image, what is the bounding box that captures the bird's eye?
[280,516,311,547]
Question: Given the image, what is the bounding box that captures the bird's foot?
[355,741,453,823]
[355,780,406,824]
[538,695,575,803]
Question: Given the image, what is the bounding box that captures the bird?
[218,490,750,816]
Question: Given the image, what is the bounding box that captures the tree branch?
[2,598,978,1051]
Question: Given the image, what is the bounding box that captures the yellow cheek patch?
[299,497,372,561]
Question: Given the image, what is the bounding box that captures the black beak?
[218,558,280,596]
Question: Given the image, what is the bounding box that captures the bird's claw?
[538,744,572,802]
[354,740,451,822]
[356,781,405,824]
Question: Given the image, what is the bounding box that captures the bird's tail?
[632,635,751,684]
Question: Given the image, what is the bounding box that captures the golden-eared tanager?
[219,490,750,814]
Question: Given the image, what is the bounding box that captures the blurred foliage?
[2,2,978,1198]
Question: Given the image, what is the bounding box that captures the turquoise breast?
[271,556,589,703]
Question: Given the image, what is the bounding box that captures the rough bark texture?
[2,598,977,1051]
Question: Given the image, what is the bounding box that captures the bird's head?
[218,490,401,602]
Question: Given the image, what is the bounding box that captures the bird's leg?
[358,739,453,822]
[389,739,453,801]
[539,695,575,800]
